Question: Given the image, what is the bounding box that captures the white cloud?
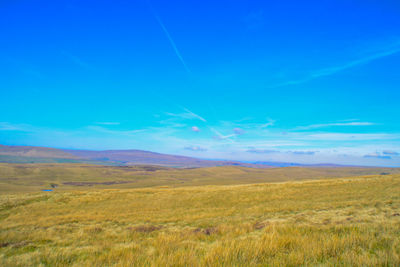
[233,128,245,135]
[295,122,375,130]
[382,150,399,156]
[191,126,200,132]
[364,153,391,159]
[2,120,400,167]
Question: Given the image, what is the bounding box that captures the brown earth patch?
[0,242,9,248]
[129,225,163,233]
[63,181,132,186]
[193,227,217,235]
[253,221,269,230]
[0,241,30,248]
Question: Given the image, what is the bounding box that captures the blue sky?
[1,0,400,166]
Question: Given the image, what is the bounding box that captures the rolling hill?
[0,144,77,159]
[0,145,273,168]
[63,148,273,168]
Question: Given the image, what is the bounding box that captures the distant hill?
[63,149,273,168]
[0,145,77,159]
[253,161,304,167]
[0,145,370,168]
[0,145,273,168]
[253,161,362,168]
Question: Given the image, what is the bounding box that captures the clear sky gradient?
[1,0,400,166]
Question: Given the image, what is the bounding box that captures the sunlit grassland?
[1,163,399,193]
[1,174,400,266]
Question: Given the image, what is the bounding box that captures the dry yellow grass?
[0,174,400,266]
[1,163,399,193]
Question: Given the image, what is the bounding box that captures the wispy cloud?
[243,10,264,30]
[246,148,279,154]
[364,153,391,159]
[218,118,276,132]
[290,151,316,155]
[7,58,43,79]
[165,108,207,123]
[95,122,120,126]
[153,14,191,74]
[295,121,375,130]
[260,118,275,128]
[233,128,245,135]
[160,107,208,134]
[181,107,207,122]
[0,122,32,132]
[86,126,146,135]
[61,50,92,70]
[382,150,399,156]
[210,127,235,141]
[271,41,400,88]
[305,133,399,141]
[184,145,207,152]
[246,148,319,156]
[3,120,399,166]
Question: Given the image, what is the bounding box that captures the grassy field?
[0,155,117,166]
[1,163,399,193]
[0,172,400,266]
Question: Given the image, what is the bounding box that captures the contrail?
[270,41,400,88]
[182,107,207,122]
[61,50,92,70]
[153,14,191,74]
[209,127,235,143]
[180,106,234,142]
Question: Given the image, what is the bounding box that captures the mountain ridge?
[0,145,273,168]
[0,145,378,168]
